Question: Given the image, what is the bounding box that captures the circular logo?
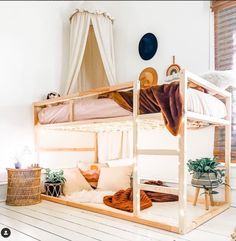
[1,228,11,238]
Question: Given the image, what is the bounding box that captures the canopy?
[64,9,116,94]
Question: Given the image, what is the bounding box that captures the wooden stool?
[193,187,214,210]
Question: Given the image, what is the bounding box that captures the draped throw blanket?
[109,82,183,136]
[103,188,152,212]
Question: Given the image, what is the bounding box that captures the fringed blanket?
[108,81,182,136]
[103,188,152,212]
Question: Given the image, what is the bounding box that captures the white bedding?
[38,98,132,124]
[38,89,227,124]
[187,88,226,118]
[65,190,114,204]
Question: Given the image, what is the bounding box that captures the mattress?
[38,89,227,124]
[38,98,132,124]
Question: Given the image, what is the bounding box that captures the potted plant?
[187,157,225,194]
[44,168,66,197]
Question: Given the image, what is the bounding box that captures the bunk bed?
[33,69,231,234]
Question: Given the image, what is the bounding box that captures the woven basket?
[6,168,41,206]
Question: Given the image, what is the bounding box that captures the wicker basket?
[6,168,41,206]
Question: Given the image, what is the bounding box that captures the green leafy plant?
[45,168,66,184]
[187,157,226,194]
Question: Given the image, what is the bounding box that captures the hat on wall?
[138,33,158,60]
[139,67,158,88]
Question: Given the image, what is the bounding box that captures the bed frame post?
[178,70,188,234]
[225,94,231,203]
[133,79,140,216]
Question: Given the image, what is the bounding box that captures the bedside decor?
[6,168,41,206]
[138,33,158,60]
[139,67,158,88]
[44,168,66,197]
[166,56,181,76]
[187,157,225,210]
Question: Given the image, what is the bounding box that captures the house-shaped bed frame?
[33,70,231,234]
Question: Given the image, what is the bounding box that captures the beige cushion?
[97,166,132,191]
[63,168,92,195]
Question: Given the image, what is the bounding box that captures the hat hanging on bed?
[166,56,181,76]
[138,33,158,60]
[139,67,158,88]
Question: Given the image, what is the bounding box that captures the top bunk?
[33,70,231,132]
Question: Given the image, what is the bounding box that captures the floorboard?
[0,201,235,241]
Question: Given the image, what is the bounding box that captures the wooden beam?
[186,203,230,233]
[38,147,96,152]
[137,149,179,156]
[133,79,140,217]
[33,81,133,107]
[187,111,230,126]
[225,95,231,203]
[40,194,179,234]
[178,70,188,234]
[185,70,231,98]
[140,184,179,195]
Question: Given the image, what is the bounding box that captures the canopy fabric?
[65,10,116,94]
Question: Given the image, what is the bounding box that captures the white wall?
[0,1,76,179]
[80,1,214,83]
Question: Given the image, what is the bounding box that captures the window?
[212,1,236,163]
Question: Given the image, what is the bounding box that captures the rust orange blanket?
[109,82,183,136]
[103,188,152,212]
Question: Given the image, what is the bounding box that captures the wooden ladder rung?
[139,184,179,195]
[137,149,179,156]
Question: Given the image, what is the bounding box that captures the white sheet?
[187,88,227,118]
[38,98,132,124]
[65,190,114,203]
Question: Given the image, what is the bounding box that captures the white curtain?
[65,10,116,94]
[97,131,130,163]
[91,14,116,86]
[65,12,90,94]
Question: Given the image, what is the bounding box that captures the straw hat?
[139,67,158,88]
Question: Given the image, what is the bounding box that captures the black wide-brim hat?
[138,33,158,60]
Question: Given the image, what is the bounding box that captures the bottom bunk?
[41,193,229,234]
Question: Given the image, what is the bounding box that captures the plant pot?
[44,182,62,197]
[191,172,220,189]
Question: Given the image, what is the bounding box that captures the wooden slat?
[39,116,133,128]
[38,147,96,152]
[1,206,123,241]
[137,149,179,156]
[187,111,230,126]
[178,70,188,234]
[132,79,140,217]
[225,95,231,203]
[186,203,230,233]
[41,195,179,234]
[140,184,179,195]
[0,212,68,241]
[37,201,186,241]
[185,70,231,98]
[33,82,133,107]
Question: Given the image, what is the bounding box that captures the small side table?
[6,168,41,206]
[193,187,214,210]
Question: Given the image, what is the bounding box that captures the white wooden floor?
[0,201,235,241]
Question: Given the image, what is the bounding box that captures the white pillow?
[107,158,134,167]
[97,166,132,191]
[63,168,92,195]
[201,70,236,89]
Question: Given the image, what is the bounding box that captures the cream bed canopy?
[65,9,116,94]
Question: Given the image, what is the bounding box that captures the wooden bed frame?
[33,69,231,234]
